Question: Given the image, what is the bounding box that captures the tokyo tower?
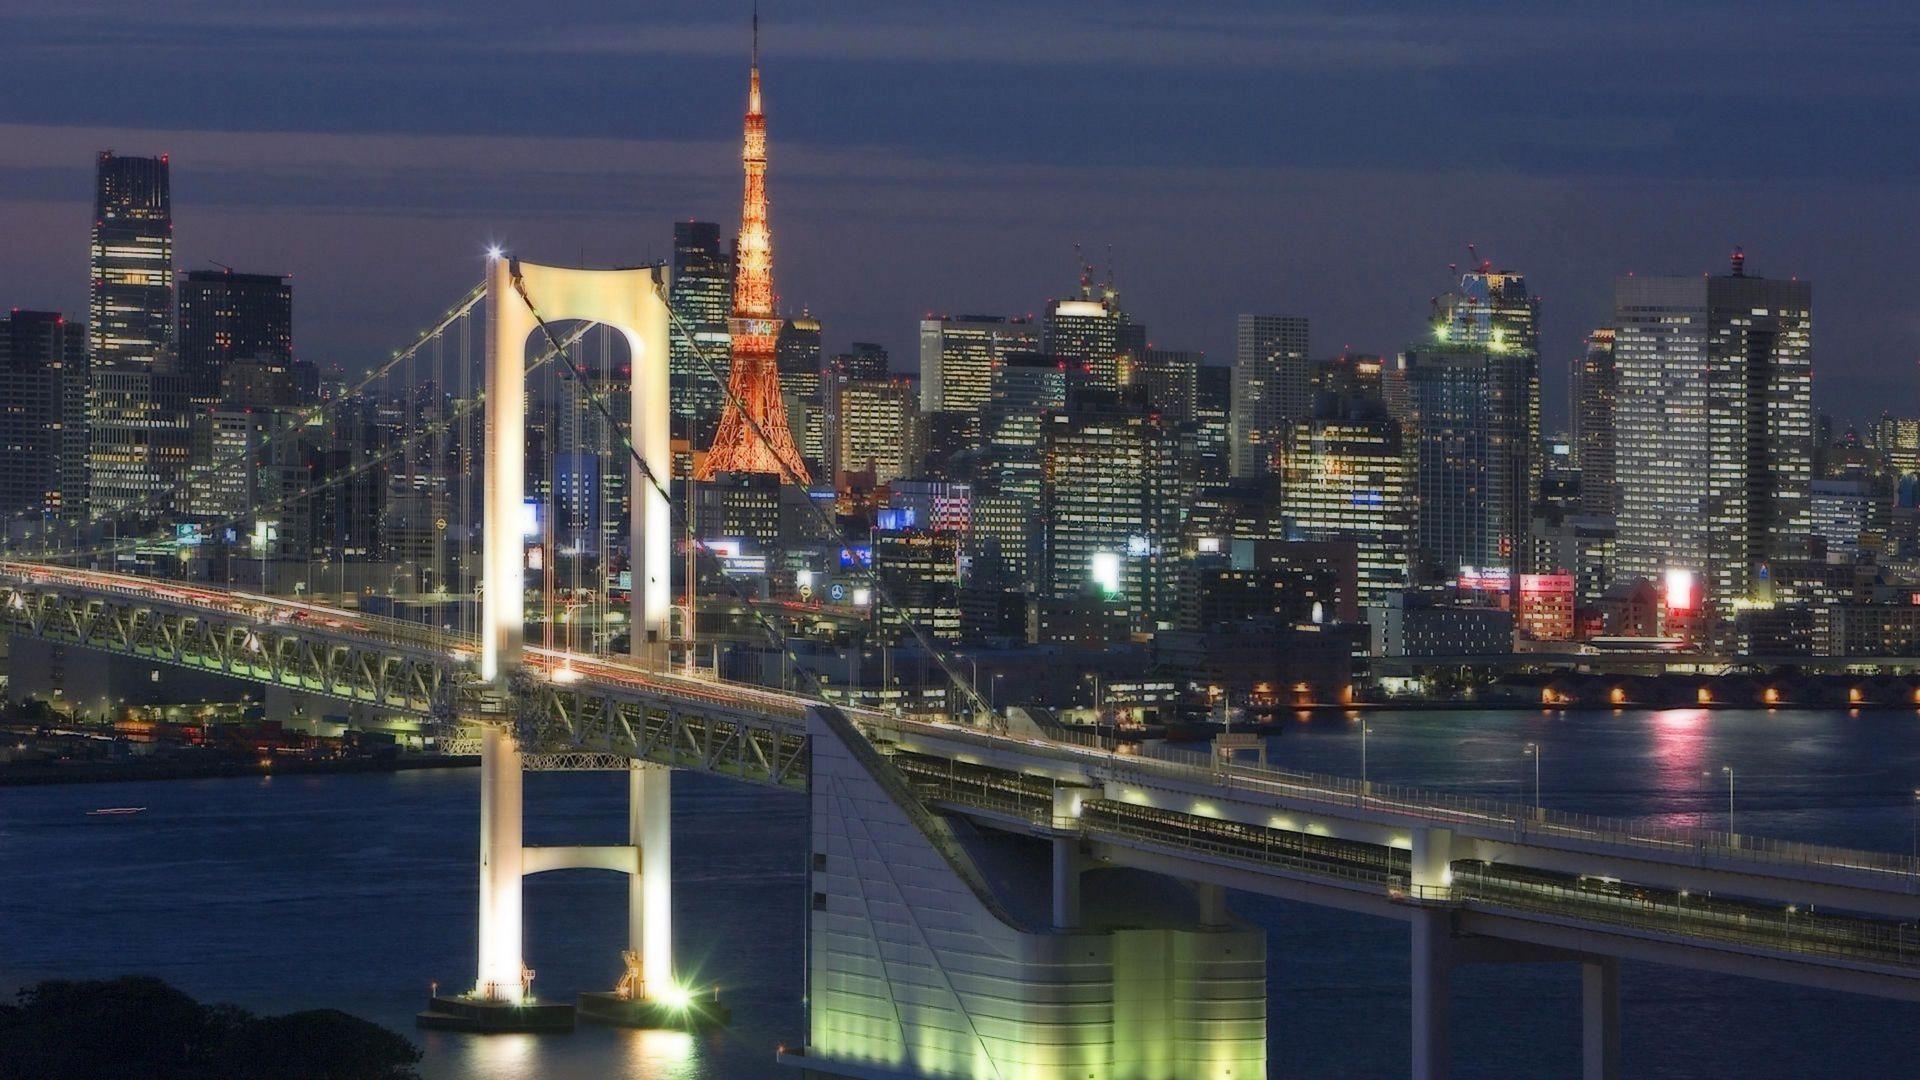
[695,13,811,483]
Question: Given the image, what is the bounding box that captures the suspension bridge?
[12,258,1920,1080]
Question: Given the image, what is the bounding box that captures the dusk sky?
[4,1,1919,425]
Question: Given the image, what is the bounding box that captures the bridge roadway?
[9,562,1920,1023]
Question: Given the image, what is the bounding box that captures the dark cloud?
[0,1,1916,423]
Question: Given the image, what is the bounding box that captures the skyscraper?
[1613,251,1813,625]
[178,270,292,404]
[1230,314,1310,477]
[698,18,811,483]
[1281,355,1411,603]
[668,220,734,438]
[919,314,1038,414]
[0,311,89,522]
[1044,264,1132,392]
[89,152,173,370]
[1399,266,1540,581]
[1571,327,1617,517]
[88,151,188,518]
[831,375,920,486]
[1040,389,1183,627]
[1131,347,1203,424]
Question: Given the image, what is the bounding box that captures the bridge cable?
[640,277,1004,731]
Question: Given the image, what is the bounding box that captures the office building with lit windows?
[178,270,292,405]
[0,311,89,522]
[1230,314,1310,478]
[1039,389,1183,627]
[919,314,1038,414]
[1571,327,1617,517]
[1045,275,1132,392]
[1399,267,1539,581]
[1612,253,1812,625]
[88,151,189,518]
[1279,356,1412,603]
[668,221,733,437]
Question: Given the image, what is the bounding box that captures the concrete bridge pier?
[629,764,673,999]
[476,724,525,1002]
[1582,957,1622,1080]
[1410,906,1452,1080]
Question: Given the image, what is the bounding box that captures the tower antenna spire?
[698,4,811,483]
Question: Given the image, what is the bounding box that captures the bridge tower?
[422,254,690,1032]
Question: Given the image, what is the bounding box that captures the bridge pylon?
[481,253,673,682]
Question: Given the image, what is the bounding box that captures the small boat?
[85,807,147,817]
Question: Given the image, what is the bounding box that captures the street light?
[992,673,1005,710]
[1721,765,1736,835]
[1356,718,1371,792]
[1910,790,1919,870]
[1523,742,1541,808]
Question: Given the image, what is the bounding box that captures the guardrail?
[873,714,1920,890]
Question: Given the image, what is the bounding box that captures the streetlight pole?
[1909,790,1919,871]
[1360,720,1370,792]
[1524,742,1541,808]
[1722,765,1736,836]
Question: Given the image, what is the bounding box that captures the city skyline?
[1,3,1917,426]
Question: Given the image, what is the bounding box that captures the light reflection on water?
[6,708,1920,1078]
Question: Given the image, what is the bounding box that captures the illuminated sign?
[877,507,916,531]
[1091,551,1122,596]
[1665,568,1696,613]
[839,546,873,568]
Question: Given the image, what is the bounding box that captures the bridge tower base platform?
[780,707,1267,1079]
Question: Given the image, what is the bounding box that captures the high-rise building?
[1280,355,1412,603]
[1045,265,1133,392]
[1571,327,1617,517]
[1230,314,1310,477]
[1131,347,1202,424]
[668,221,733,438]
[776,315,824,472]
[871,529,962,642]
[1399,266,1539,582]
[1190,364,1233,485]
[178,270,292,404]
[980,353,1068,499]
[1613,251,1813,623]
[89,151,186,519]
[919,314,1038,414]
[831,376,920,487]
[698,22,812,483]
[89,152,173,371]
[831,342,890,382]
[1039,389,1184,627]
[0,311,89,522]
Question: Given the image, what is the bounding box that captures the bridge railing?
[1451,864,1920,970]
[874,714,1920,888]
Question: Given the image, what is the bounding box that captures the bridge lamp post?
[992,673,1004,710]
[1721,765,1736,836]
[1523,742,1541,808]
[1910,790,1919,870]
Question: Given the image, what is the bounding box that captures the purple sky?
[2,1,1918,425]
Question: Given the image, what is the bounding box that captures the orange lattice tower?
[696,13,811,483]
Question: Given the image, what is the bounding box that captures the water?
[4,707,1920,1078]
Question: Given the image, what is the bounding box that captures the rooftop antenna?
[1730,245,1746,277]
[1074,242,1091,299]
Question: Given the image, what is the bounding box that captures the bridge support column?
[1195,882,1229,927]
[1410,826,1453,895]
[631,764,672,998]
[1410,906,1452,1080]
[476,726,525,1001]
[1581,957,1621,1080]
[1051,838,1082,929]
